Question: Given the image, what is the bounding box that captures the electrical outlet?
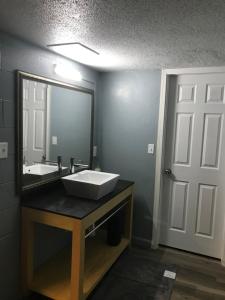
[0,142,8,159]
[147,144,154,154]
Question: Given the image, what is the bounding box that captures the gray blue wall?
[0,30,162,300]
[0,31,99,299]
[98,71,161,244]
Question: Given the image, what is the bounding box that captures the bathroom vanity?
[21,180,134,300]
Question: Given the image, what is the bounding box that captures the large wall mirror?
[17,71,94,192]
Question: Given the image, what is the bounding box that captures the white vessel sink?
[62,170,120,200]
[23,164,68,178]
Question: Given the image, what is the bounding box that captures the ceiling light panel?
[48,43,99,66]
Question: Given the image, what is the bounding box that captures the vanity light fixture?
[48,42,100,65]
[54,64,82,81]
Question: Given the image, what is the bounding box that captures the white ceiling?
[0,0,225,71]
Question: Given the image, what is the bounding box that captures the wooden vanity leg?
[21,208,34,296]
[124,192,134,242]
[71,220,85,300]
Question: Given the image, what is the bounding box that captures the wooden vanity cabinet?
[21,181,134,300]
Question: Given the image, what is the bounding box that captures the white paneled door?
[160,73,225,258]
[23,80,48,165]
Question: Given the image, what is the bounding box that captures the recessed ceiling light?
[48,42,100,65]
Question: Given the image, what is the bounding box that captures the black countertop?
[22,180,134,220]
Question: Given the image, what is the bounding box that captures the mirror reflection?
[22,78,93,188]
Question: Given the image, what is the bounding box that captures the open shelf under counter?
[30,248,71,300]
[84,235,129,297]
[21,180,134,300]
[30,235,129,300]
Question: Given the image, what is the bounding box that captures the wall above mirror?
[17,71,94,193]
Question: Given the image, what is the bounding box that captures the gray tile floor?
[28,246,176,300]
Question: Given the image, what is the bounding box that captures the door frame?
[45,85,51,160]
[152,66,225,260]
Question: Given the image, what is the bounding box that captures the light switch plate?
[93,146,97,157]
[52,136,58,145]
[0,142,8,159]
[147,144,154,154]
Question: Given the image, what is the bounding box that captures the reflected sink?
[62,170,120,200]
[23,164,68,179]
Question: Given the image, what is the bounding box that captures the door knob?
[164,168,172,176]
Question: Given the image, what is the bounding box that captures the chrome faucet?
[69,158,88,173]
[74,159,89,169]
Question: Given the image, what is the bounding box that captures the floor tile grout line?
[110,267,176,287]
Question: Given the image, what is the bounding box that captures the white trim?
[222,216,225,264]
[45,85,51,160]
[165,66,225,75]
[152,66,225,251]
[152,70,168,248]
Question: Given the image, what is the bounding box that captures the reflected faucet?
[70,157,75,174]
[40,155,62,172]
[23,156,28,166]
[41,155,46,163]
[57,156,62,172]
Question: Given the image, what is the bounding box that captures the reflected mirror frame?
[16,70,94,194]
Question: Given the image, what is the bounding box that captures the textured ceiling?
[0,0,225,70]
